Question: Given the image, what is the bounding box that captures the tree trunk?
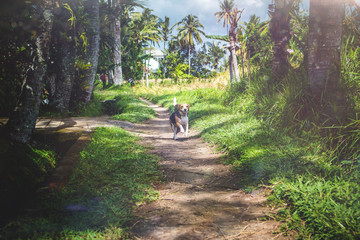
[270,0,292,78]
[5,0,54,144]
[188,46,191,75]
[72,0,100,105]
[308,0,344,96]
[50,1,76,115]
[240,48,245,79]
[229,54,234,84]
[113,0,123,85]
[229,23,240,83]
[229,39,240,82]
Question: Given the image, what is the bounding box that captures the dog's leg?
[179,125,185,133]
[185,122,188,137]
[173,128,178,140]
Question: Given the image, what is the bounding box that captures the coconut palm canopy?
[175,14,206,48]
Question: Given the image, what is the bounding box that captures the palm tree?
[308,0,344,96]
[215,0,234,33]
[49,1,76,115]
[228,6,243,83]
[137,8,162,86]
[244,15,268,61]
[269,0,295,78]
[113,0,123,85]
[137,8,162,46]
[5,0,54,143]
[113,0,144,85]
[207,41,226,71]
[175,14,205,75]
[215,0,242,83]
[159,16,172,49]
[73,0,100,104]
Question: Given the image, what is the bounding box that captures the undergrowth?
[0,138,56,226]
[0,127,160,239]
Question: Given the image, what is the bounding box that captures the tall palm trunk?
[308,0,344,96]
[188,47,191,75]
[113,0,123,85]
[229,27,240,82]
[72,0,100,104]
[229,54,234,84]
[270,0,292,78]
[5,0,54,143]
[50,0,76,115]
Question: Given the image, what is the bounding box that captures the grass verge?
[0,127,160,239]
[75,85,156,123]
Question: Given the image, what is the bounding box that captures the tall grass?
[135,63,360,238]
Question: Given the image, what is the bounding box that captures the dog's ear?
[174,104,180,111]
[186,104,190,110]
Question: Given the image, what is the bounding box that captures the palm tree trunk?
[270,0,292,79]
[113,0,123,85]
[72,0,100,105]
[52,38,76,115]
[5,0,54,143]
[308,0,344,96]
[188,46,191,75]
[229,54,234,84]
[50,1,76,115]
[229,20,240,83]
[230,38,240,82]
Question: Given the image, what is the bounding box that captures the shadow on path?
[129,99,290,240]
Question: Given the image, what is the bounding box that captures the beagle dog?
[169,97,190,140]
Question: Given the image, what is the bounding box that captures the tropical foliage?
[2,0,360,238]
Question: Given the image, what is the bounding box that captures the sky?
[144,0,310,38]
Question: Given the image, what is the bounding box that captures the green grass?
[135,82,360,239]
[1,86,159,238]
[137,86,313,185]
[272,175,360,239]
[0,127,160,239]
[75,84,156,123]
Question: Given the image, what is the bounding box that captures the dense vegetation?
[1,0,360,239]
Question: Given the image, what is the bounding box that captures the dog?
[169,97,190,140]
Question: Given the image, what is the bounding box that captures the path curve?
[129,99,290,240]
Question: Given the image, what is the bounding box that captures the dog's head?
[175,104,190,114]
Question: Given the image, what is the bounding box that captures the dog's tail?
[174,97,176,106]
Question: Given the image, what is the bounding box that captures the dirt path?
[32,116,134,190]
[129,100,290,240]
[1,101,289,239]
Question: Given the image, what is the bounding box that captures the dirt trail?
[1,100,289,239]
[129,99,290,240]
